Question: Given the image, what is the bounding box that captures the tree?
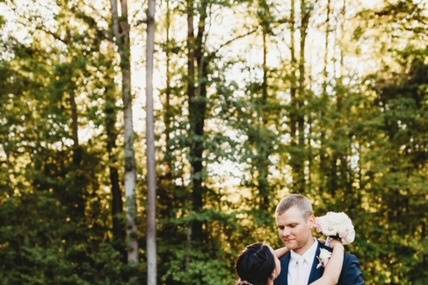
[186,0,209,244]
[110,0,139,264]
[145,0,157,283]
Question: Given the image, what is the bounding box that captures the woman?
[235,240,344,285]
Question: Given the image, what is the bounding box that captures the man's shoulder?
[279,251,290,262]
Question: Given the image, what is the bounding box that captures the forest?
[0,0,427,284]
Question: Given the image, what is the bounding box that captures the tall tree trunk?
[104,85,126,261]
[320,0,332,192]
[104,11,126,261]
[340,0,352,195]
[258,26,269,209]
[164,0,173,180]
[69,89,85,217]
[339,0,346,75]
[110,0,138,264]
[322,0,331,96]
[187,0,208,244]
[307,108,313,193]
[146,0,157,283]
[157,0,177,241]
[296,0,311,193]
[307,71,313,193]
[186,0,197,244]
[289,0,299,192]
[340,0,354,204]
[331,0,349,197]
[63,27,85,219]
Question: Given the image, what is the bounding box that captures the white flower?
[316,248,332,268]
[315,211,355,245]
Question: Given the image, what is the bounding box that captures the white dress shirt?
[288,239,318,285]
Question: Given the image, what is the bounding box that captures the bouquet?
[315,211,355,245]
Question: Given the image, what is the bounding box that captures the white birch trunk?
[110,0,139,264]
[145,0,157,283]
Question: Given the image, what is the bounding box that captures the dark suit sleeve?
[339,253,365,285]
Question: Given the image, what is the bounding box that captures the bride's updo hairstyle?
[235,243,275,285]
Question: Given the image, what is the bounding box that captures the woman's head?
[236,243,281,285]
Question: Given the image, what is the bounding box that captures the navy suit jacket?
[274,241,364,285]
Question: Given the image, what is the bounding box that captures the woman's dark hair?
[235,243,276,285]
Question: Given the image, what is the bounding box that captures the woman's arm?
[274,246,289,258]
[310,240,344,285]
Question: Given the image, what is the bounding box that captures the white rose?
[316,248,332,268]
[315,211,355,245]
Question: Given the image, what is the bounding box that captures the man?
[274,194,364,285]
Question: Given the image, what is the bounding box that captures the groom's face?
[276,206,314,252]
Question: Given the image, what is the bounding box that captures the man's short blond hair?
[275,194,313,218]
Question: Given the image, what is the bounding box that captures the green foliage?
[0,193,141,285]
[163,248,234,285]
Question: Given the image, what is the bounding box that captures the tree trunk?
[289,0,299,192]
[187,0,208,244]
[146,0,157,283]
[319,0,332,192]
[258,26,269,209]
[296,0,311,193]
[307,71,313,193]
[157,0,177,239]
[110,0,139,264]
[164,0,173,180]
[322,0,331,96]
[104,86,126,261]
[69,89,85,217]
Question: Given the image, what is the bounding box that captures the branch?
[211,27,259,57]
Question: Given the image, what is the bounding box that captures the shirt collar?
[290,239,318,264]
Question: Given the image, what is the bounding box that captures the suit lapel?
[307,241,324,284]
[275,253,291,285]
